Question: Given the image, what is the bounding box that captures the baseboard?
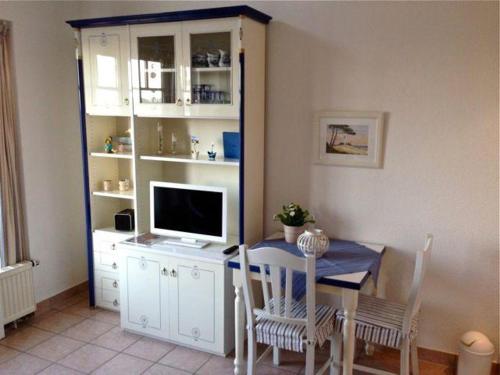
[36,281,88,314]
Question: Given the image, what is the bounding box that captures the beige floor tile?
[32,311,85,333]
[52,294,86,311]
[61,319,114,342]
[58,344,117,374]
[0,326,54,351]
[0,345,21,364]
[91,326,141,351]
[124,337,176,362]
[159,346,211,373]
[256,364,296,374]
[91,309,120,325]
[38,363,85,374]
[260,349,313,374]
[62,301,98,318]
[144,363,191,375]
[197,355,235,375]
[93,353,153,375]
[28,335,84,362]
[0,353,51,374]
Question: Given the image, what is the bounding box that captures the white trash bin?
[457,331,494,375]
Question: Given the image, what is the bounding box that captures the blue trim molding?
[76,58,95,306]
[238,52,245,245]
[66,5,271,28]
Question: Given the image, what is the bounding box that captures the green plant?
[273,203,315,227]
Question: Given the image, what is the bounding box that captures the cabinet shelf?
[191,67,231,73]
[140,154,239,166]
[90,152,133,159]
[92,190,135,200]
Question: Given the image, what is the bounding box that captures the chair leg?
[330,333,342,375]
[305,342,315,375]
[400,337,410,375]
[247,328,257,375]
[410,339,419,375]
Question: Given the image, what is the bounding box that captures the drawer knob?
[112,281,118,288]
[139,257,147,270]
[192,327,200,340]
[113,299,119,307]
[191,267,200,280]
[140,315,148,328]
[176,98,183,106]
[112,262,118,270]
[170,269,177,278]
[124,98,129,105]
[161,267,168,276]
[111,243,116,251]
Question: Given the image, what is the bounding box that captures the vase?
[283,225,305,243]
[297,229,330,258]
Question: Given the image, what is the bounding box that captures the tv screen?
[153,185,224,238]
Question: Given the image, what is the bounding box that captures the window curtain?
[0,20,29,266]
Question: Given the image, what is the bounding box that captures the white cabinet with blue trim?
[118,243,234,355]
[68,5,270,354]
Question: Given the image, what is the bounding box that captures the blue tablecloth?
[250,239,383,300]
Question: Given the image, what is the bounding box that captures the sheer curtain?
[0,20,29,266]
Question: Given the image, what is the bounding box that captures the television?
[150,181,227,247]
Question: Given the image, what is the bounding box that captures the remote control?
[223,245,239,255]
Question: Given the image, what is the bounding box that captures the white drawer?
[95,270,119,291]
[94,251,119,273]
[93,231,133,254]
[95,287,120,311]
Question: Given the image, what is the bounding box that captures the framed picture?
[313,111,384,168]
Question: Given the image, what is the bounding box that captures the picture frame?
[313,111,384,168]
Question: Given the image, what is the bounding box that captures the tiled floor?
[0,292,454,374]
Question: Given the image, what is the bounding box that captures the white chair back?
[239,245,316,342]
[402,234,433,334]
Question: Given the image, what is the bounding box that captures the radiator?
[0,261,35,324]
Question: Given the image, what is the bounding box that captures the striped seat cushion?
[255,298,337,353]
[333,294,418,349]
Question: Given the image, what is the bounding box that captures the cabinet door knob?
[112,262,118,270]
[185,98,191,106]
[170,269,177,278]
[113,299,119,307]
[111,243,116,251]
[112,281,118,288]
[176,98,183,106]
[161,267,168,276]
[124,98,129,105]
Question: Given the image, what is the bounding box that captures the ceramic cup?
[118,179,129,191]
[103,180,112,191]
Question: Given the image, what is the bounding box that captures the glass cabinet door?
[182,20,240,118]
[82,26,130,116]
[131,24,183,117]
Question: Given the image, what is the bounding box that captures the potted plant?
[273,203,315,243]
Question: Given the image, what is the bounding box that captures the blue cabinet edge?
[66,5,272,28]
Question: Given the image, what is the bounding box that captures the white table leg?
[342,290,358,375]
[234,285,245,375]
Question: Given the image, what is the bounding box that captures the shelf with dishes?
[92,189,135,200]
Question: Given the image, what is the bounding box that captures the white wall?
[0,2,87,301]
[0,0,497,357]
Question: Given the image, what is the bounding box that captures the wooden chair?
[239,244,339,375]
[331,234,433,375]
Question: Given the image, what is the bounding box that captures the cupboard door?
[122,254,167,336]
[181,19,240,118]
[169,258,223,351]
[130,24,184,117]
[81,26,130,116]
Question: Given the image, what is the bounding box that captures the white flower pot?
[283,225,305,244]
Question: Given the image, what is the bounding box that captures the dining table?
[227,232,386,375]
